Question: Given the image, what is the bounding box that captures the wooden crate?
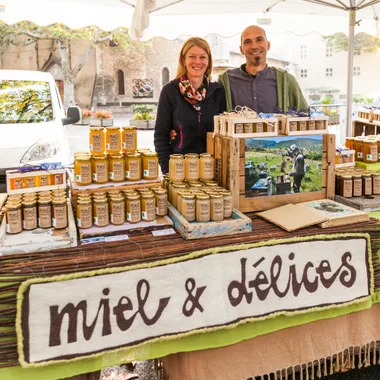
[335,149,355,168]
[352,119,380,137]
[278,116,329,135]
[0,199,77,255]
[167,203,252,240]
[215,115,278,138]
[334,194,380,212]
[207,133,336,213]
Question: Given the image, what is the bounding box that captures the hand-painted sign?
[17,234,372,367]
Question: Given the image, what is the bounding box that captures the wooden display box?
[167,203,252,240]
[335,149,355,168]
[352,119,380,136]
[89,118,113,127]
[206,133,335,213]
[6,169,67,195]
[0,199,77,255]
[277,116,329,135]
[214,115,278,138]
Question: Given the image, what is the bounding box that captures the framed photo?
[208,133,335,213]
[132,79,153,98]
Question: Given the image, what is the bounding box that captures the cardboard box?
[6,169,67,195]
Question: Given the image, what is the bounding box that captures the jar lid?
[77,198,92,204]
[185,153,199,158]
[200,153,213,158]
[90,126,105,131]
[75,155,92,161]
[210,193,223,198]
[22,199,37,206]
[52,198,67,204]
[92,154,109,160]
[126,194,141,200]
[122,126,136,130]
[182,194,195,199]
[126,152,141,158]
[109,154,124,159]
[170,154,184,159]
[196,194,210,200]
[106,126,121,130]
[154,188,167,194]
[143,152,158,157]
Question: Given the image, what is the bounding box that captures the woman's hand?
[170,129,177,141]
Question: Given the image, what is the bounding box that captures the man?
[218,25,308,113]
[292,148,305,193]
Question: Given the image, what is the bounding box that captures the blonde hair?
[175,37,213,80]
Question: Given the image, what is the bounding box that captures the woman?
[154,37,226,174]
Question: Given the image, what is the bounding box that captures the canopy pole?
[346,8,356,137]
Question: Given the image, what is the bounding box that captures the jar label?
[6,209,22,233]
[144,159,158,178]
[94,203,109,226]
[142,199,155,220]
[182,200,195,221]
[111,161,124,181]
[155,195,168,216]
[123,132,135,150]
[196,200,210,222]
[186,161,199,181]
[39,176,49,186]
[52,205,68,229]
[223,197,233,218]
[126,160,140,179]
[25,177,36,188]
[91,133,104,152]
[111,202,125,224]
[107,132,120,152]
[77,205,92,228]
[23,207,37,230]
[38,205,52,228]
[94,162,107,182]
[357,152,363,159]
[127,200,141,222]
[76,163,91,184]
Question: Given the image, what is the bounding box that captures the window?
[354,49,361,56]
[326,46,333,57]
[326,68,333,77]
[117,70,125,95]
[300,69,307,78]
[353,67,361,76]
[300,45,307,59]
[162,67,169,86]
[0,80,53,123]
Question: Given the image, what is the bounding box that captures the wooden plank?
[325,133,336,199]
[167,203,252,240]
[335,194,380,212]
[214,135,223,186]
[228,138,241,209]
[206,132,214,155]
[239,190,326,213]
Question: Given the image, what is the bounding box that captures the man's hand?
[170,129,177,141]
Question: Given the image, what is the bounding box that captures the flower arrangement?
[94,110,112,119]
[81,109,93,118]
[131,104,156,121]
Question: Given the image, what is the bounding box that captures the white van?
[0,70,80,190]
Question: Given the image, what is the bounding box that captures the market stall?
[1,114,380,380]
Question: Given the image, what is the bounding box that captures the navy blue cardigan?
[154,78,226,174]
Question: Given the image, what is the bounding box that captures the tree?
[322,32,380,53]
[0,21,137,108]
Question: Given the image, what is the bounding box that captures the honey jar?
[255,122,264,133]
[92,154,109,184]
[24,176,37,188]
[372,173,380,195]
[89,126,105,155]
[109,154,125,182]
[125,153,142,181]
[142,152,159,180]
[9,177,23,191]
[141,192,155,221]
[345,137,355,150]
[308,120,315,131]
[196,194,210,222]
[340,175,352,198]
[298,121,307,131]
[235,123,244,134]
[105,126,121,154]
[126,194,141,223]
[38,197,52,228]
[121,126,137,153]
[76,198,93,229]
[352,174,362,197]
[52,197,68,229]
[315,120,324,130]
[184,153,199,182]
[110,196,125,225]
[354,137,365,162]
[363,137,378,163]
[288,121,297,132]
[154,189,168,216]
[210,193,224,221]
[220,190,233,218]
[74,155,92,186]
[170,182,187,209]
[169,154,185,182]
[37,174,50,187]
[181,194,196,222]
[5,202,22,234]
[199,153,215,181]
[244,123,253,133]
[22,199,38,230]
[93,197,109,227]
[362,172,372,196]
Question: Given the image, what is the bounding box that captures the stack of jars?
[76,187,168,229]
[74,126,158,186]
[335,167,380,198]
[4,190,68,234]
[164,153,232,223]
[346,135,379,163]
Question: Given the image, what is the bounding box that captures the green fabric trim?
[13,233,373,376]
[218,71,232,111]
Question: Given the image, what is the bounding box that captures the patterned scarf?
[178,75,207,111]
